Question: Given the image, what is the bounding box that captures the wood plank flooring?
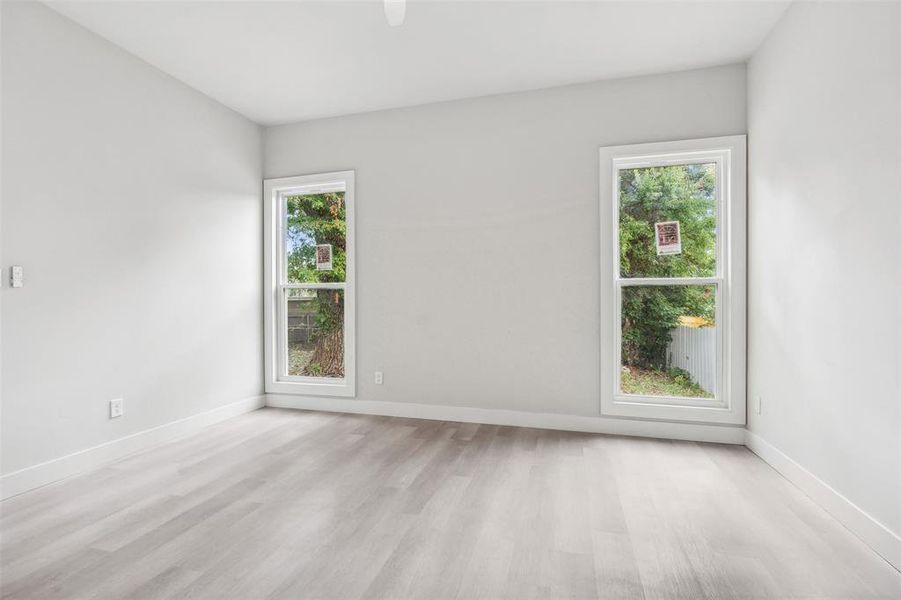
[1,408,899,599]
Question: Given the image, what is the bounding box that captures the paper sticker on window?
[316,244,333,271]
[654,221,682,255]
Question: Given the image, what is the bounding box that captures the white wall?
[264,65,746,418]
[748,0,900,549]
[1,2,263,476]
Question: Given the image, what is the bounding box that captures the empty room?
[1,0,899,598]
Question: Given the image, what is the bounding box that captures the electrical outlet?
[10,266,24,288]
[110,398,124,419]
[374,371,384,385]
[755,395,762,416]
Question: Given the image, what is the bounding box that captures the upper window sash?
[613,151,727,281]
[279,185,348,285]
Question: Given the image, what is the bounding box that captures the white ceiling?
[46,1,790,126]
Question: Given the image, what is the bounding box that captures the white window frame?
[263,171,356,397]
[599,136,746,424]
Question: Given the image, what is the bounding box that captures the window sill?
[265,378,356,398]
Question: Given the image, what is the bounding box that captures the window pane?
[285,191,346,283]
[620,285,715,399]
[286,288,345,378]
[619,163,716,278]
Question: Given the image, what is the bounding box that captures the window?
[264,171,355,396]
[599,137,746,423]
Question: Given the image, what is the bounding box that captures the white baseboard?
[0,395,266,501]
[264,394,746,444]
[745,430,901,572]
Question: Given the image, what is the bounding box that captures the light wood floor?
[1,409,898,600]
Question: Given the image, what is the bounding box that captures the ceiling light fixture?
[384,0,406,27]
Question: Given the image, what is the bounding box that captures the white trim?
[0,395,266,501]
[618,276,722,287]
[745,430,901,573]
[263,171,356,397]
[599,135,746,424]
[265,395,746,445]
[281,282,345,290]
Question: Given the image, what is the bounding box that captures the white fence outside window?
[667,325,716,395]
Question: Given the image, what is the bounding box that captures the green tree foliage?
[619,165,716,370]
[286,192,346,284]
